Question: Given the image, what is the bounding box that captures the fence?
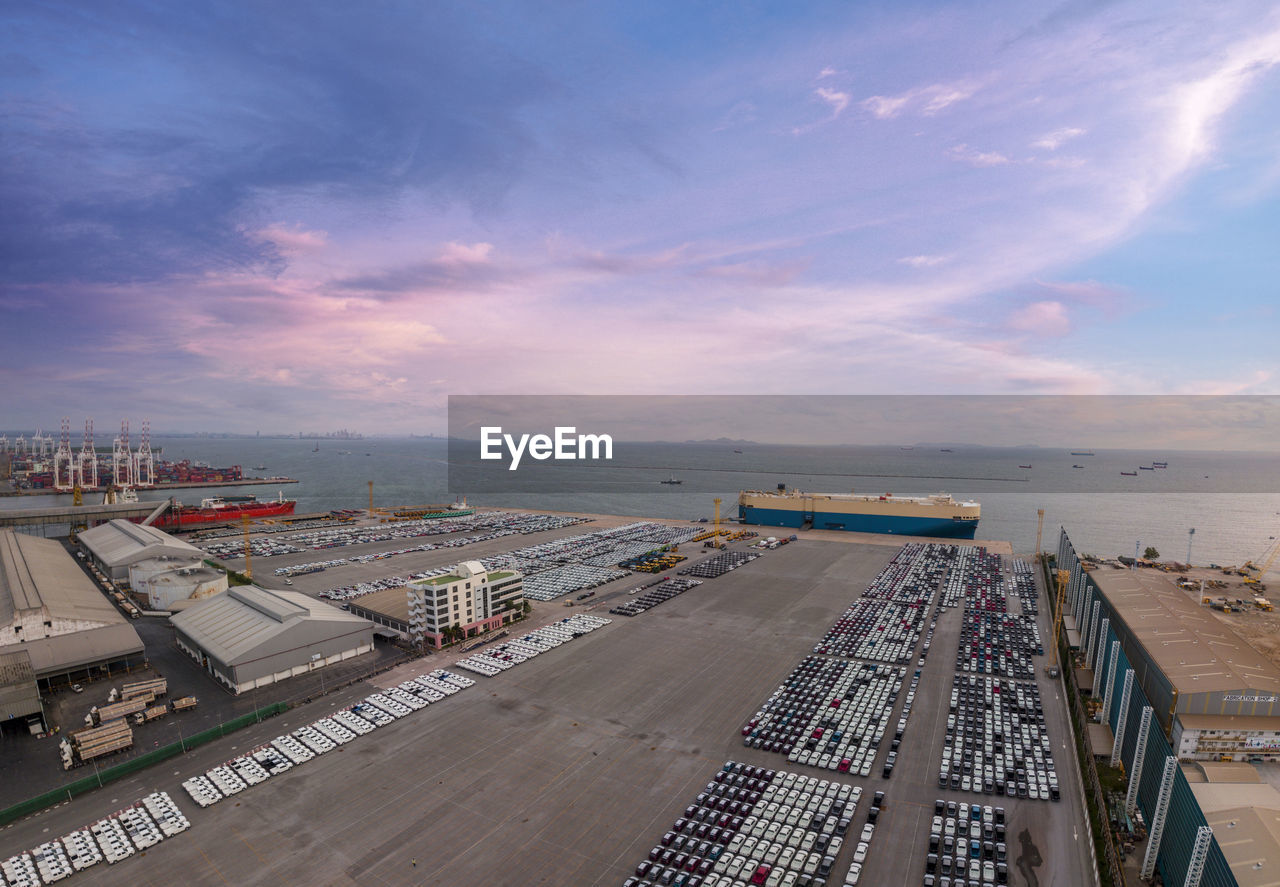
[0,702,287,827]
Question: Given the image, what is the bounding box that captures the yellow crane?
[368,480,374,512]
[1034,509,1044,563]
[241,515,253,580]
[1244,537,1280,585]
[1046,569,1068,677]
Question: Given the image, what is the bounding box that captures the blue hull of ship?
[739,506,978,539]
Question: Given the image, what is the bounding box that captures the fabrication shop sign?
[1224,695,1279,703]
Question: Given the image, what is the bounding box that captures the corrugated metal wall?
[1060,529,1237,887]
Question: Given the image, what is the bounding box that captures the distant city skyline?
[3,393,1280,450]
[3,3,1279,433]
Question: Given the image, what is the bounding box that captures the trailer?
[170,696,198,712]
[60,719,134,769]
[133,704,169,725]
[121,677,168,701]
[86,697,149,726]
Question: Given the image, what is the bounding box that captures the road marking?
[1073,828,1078,841]
[198,846,231,884]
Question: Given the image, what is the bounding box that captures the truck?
[171,696,198,712]
[86,697,149,727]
[133,704,169,725]
[59,719,133,769]
[121,677,167,701]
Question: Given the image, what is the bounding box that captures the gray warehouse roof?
[1089,567,1280,697]
[2,529,121,627]
[0,649,40,720]
[0,530,145,676]
[79,519,201,568]
[171,586,373,667]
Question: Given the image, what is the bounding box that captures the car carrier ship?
[738,485,980,539]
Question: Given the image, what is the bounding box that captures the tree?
[1144,546,1159,560]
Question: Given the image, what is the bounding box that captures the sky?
[3,1,1280,439]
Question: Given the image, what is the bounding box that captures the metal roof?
[79,519,201,568]
[171,586,373,667]
[1200,804,1280,887]
[1090,567,1280,697]
[0,529,124,627]
[15,623,146,675]
[348,586,410,622]
[1179,713,1280,733]
[0,648,39,720]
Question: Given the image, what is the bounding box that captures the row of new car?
[743,657,851,756]
[938,547,998,609]
[1009,559,1038,616]
[811,544,953,662]
[925,800,1010,886]
[281,511,586,552]
[678,550,761,580]
[610,578,703,617]
[182,668,474,808]
[521,564,629,601]
[454,615,611,676]
[0,792,190,887]
[785,663,907,778]
[940,675,1059,800]
[621,762,863,887]
[956,612,1041,679]
[201,537,304,560]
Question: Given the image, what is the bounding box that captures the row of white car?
[624,763,867,887]
[182,669,475,808]
[521,564,630,601]
[455,615,611,676]
[280,512,587,552]
[2,791,189,886]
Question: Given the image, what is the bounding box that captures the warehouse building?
[1059,528,1240,887]
[346,561,523,649]
[1072,556,1280,759]
[171,586,375,694]
[129,557,227,610]
[79,519,204,583]
[0,529,146,715]
[1185,763,1280,887]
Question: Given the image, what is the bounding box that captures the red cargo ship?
[155,494,296,529]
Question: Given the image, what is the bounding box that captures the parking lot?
[0,530,1093,886]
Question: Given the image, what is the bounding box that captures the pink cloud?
[439,241,494,266]
[1032,127,1085,150]
[947,144,1012,167]
[253,224,329,253]
[898,254,953,268]
[1008,300,1070,335]
[815,87,850,117]
[1033,279,1134,317]
[862,80,979,119]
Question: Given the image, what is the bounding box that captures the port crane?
[1046,569,1068,678]
[241,515,253,580]
[1243,537,1280,586]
